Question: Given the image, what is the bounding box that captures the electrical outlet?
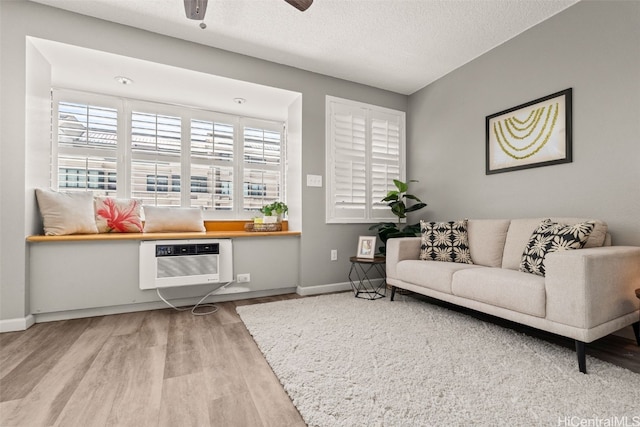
[237,273,251,283]
[330,249,338,261]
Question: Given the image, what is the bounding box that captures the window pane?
[58,102,118,148]
[371,118,400,161]
[131,111,182,207]
[190,165,233,211]
[57,155,117,196]
[244,127,281,165]
[371,116,401,209]
[333,111,367,208]
[131,160,181,206]
[334,160,366,208]
[131,112,181,154]
[191,119,234,162]
[243,169,280,211]
[371,163,399,209]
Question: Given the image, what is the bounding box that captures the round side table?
[348,256,386,300]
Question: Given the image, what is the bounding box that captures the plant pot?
[263,215,279,224]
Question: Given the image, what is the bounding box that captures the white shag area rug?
[236,292,640,427]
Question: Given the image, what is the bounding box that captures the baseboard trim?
[296,282,352,296]
[32,287,297,324]
[0,314,35,332]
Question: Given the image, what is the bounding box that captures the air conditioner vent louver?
[157,255,219,278]
[139,239,233,289]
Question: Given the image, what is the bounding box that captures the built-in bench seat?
[26,220,299,242]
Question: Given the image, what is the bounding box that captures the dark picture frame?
[486,88,572,175]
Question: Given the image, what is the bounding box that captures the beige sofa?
[386,218,640,373]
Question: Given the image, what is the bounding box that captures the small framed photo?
[357,235,376,259]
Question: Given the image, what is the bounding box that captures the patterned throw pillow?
[420,220,473,264]
[519,219,595,276]
[95,197,143,233]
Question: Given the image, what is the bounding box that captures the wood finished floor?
[1,292,639,427]
[0,294,306,427]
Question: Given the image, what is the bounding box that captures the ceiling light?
[114,76,133,85]
[233,98,247,105]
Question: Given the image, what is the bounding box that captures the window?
[51,90,285,218]
[242,121,283,211]
[131,111,182,206]
[189,118,235,211]
[325,96,405,223]
[54,100,119,197]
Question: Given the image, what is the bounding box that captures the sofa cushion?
[519,219,595,277]
[467,219,511,268]
[501,217,608,270]
[420,220,473,264]
[452,268,546,318]
[396,260,480,294]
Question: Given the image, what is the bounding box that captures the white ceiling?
[30,0,579,96]
[30,38,301,121]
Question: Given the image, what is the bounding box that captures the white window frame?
[52,91,126,197]
[325,96,406,224]
[51,89,286,220]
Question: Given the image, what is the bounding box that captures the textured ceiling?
[30,0,578,95]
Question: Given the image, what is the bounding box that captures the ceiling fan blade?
[184,0,208,20]
[284,0,313,12]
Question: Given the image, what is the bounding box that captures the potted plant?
[259,201,288,223]
[368,179,427,255]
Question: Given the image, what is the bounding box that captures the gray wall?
[0,1,407,322]
[407,1,640,246]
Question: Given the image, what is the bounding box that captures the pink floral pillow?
[95,197,143,233]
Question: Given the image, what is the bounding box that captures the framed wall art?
[486,88,572,175]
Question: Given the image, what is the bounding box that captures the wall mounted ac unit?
[139,239,233,290]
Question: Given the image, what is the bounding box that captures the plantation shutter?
[190,118,235,211]
[130,111,182,207]
[242,119,284,212]
[370,110,402,218]
[327,101,367,221]
[54,99,119,196]
[51,89,286,220]
[326,97,405,223]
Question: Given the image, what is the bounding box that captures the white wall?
[407,1,640,246]
[0,1,407,323]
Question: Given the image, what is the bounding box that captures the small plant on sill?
[258,201,288,223]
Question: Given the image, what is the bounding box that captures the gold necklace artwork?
[493,102,559,160]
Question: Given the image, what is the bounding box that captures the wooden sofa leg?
[633,322,639,346]
[390,286,397,301]
[575,340,587,374]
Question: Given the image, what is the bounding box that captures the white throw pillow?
[143,206,206,232]
[35,189,99,236]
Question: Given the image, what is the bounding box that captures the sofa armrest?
[386,237,421,280]
[545,246,640,329]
